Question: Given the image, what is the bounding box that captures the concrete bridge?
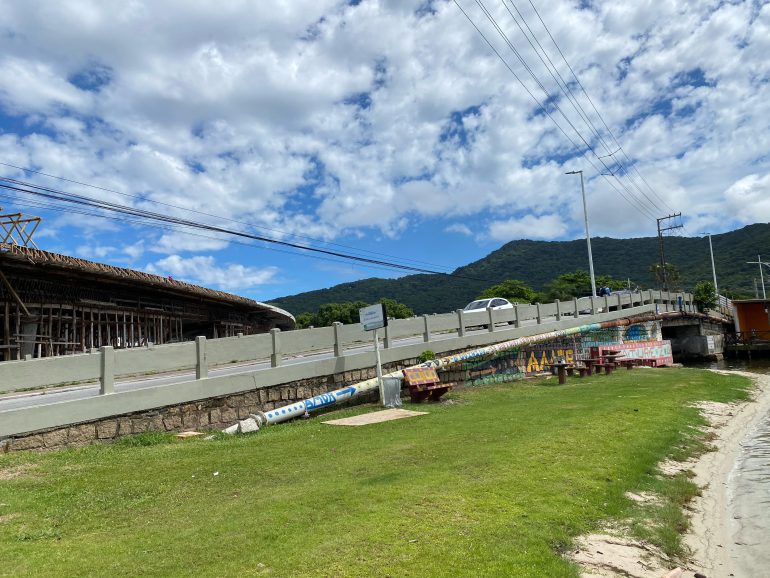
[0,290,699,450]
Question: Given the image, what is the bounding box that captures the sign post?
[359,303,388,404]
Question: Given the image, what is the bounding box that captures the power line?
[524,0,676,215]
[0,177,502,283]
[0,190,426,276]
[459,1,658,220]
[501,0,667,216]
[0,161,454,272]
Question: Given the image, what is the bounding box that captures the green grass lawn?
[0,368,750,577]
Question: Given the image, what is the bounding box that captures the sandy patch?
[0,513,20,524]
[572,534,670,577]
[684,371,770,577]
[0,463,37,481]
[570,370,770,578]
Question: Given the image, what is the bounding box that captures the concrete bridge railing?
[0,290,692,438]
[0,290,692,395]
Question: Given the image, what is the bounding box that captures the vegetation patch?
[0,368,750,577]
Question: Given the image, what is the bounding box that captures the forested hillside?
[269,223,770,316]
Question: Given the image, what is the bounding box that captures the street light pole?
[566,170,596,297]
[706,233,718,295]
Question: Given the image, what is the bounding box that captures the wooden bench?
[403,367,452,403]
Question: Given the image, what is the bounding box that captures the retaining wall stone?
[2,355,431,453]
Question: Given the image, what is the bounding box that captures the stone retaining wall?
[1,359,424,453]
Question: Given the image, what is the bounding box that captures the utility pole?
[566,170,596,297]
[746,255,768,299]
[656,213,683,291]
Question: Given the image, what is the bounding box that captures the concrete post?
[536,303,542,324]
[422,315,431,343]
[573,297,579,318]
[270,328,282,367]
[590,296,597,315]
[457,309,465,338]
[195,335,208,380]
[333,322,344,356]
[384,324,392,349]
[603,295,609,312]
[513,305,521,328]
[616,293,622,310]
[487,307,495,332]
[555,299,561,321]
[99,345,114,395]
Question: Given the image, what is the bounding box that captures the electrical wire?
[0,161,455,272]
[500,0,667,216]
[456,0,658,220]
[0,177,502,282]
[524,0,676,215]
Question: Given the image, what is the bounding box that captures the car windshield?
[464,299,491,311]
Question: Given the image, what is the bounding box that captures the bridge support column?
[270,328,282,367]
[195,336,208,380]
[99,346,114,395]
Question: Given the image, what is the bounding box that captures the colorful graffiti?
[437,318,672,387]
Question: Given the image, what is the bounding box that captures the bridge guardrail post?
[99,345,115,395]
[384,324,392,348]
[513,305,520,328]
[590,297,597,315]
[487,307,495,332]
[616,293,622,310]
[422,315,431,343]
[573,297,579,318]
[536,303,542,324]
[270,328,282,367]
[555,299,561,321]
[457,309,466,337]
[333,322,344,356]
[195,336,208,380]
[603,295,609,312]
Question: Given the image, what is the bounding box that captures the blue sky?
[0,0,769,302]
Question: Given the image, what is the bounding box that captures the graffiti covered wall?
[437,320,669,386]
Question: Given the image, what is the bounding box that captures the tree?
[477,279,540,303]
[378,298,414,319]
[649,262,681,291]
[294,298,414,328]
[693,281,717,311]
[543,270,628,301]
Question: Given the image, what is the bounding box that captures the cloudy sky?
[0,0,767,301]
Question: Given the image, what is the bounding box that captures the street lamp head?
[565,170,582,175]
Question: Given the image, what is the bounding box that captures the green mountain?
[269,223,770,315]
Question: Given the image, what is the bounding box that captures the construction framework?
[0,242,295,361]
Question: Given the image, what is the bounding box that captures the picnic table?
[549,361,575,384]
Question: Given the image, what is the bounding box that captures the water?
[689,358,770,575]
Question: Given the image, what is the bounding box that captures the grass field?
[0,368,751,577]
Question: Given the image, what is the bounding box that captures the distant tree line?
[293,265,726,327]
[295,298,414,329]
